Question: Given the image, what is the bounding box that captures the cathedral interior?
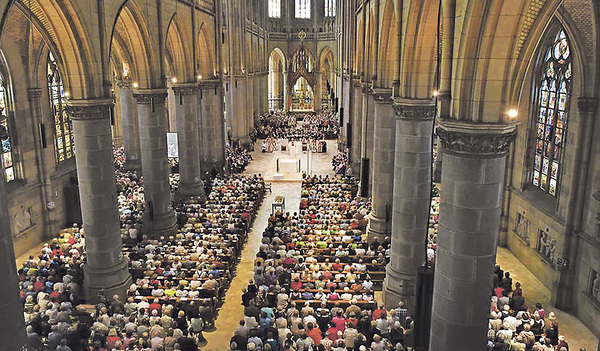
[1,0,600,350]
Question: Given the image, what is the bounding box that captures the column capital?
[133,89,168,104]
[65,98,113,121]
[393,98,436,120]
[352,78,362,88]
[28,88,42,101]
[372,88,393,104]
[577,97,599,114]
[115,77,132,89]
[172,83,198,95]
[362,83,373,95]
[198,79,220,90]
[436,120,517,157]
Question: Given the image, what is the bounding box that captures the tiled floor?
[244,139,337,181]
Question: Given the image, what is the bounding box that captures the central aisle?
[202,182,301,351]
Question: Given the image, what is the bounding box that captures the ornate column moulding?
[436,121,518,157]
[115,78,132,89]
[372,88,393,104]
[133,90,168,104]
[362,83,373,95]
[393,98,436,120]
[65,99,114,120]
[172,84,199,96]
[198,79,221,90]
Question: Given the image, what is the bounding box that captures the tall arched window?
[269,0,281,18]
[47,52,73,163]
[0,73,15,182]
[295,0,310,18]
[325,0,335,17]
[532,29,572,196]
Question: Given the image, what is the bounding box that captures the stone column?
[173,84,205,198]
[116,79,142,170]
[231,76,249,142]
[134,90,177,235]
[66,99,132,300]
[246,75,255,134]
[366,89,395,242]
[0,167,26,350]
[383,99,435,311]
[199,80,226,173]
[314,72,323,111]
[167,84,178,132]
[283,71,289,111]
[254,75,261,118]
[429,122,517,351]
[261,73,269,113]
[360,84,375,197]
[350,79,363,175]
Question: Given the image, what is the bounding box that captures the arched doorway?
[291,76,314,111]
[268,48,286,110]
[287,43,316,111]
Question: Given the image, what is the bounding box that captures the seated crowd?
[487,266,573,351]
[227,140,253,174]
[230,175,418,351]
[17,148,266,351]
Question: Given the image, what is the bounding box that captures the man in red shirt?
[149,298,162,314]
[306,322,322,345]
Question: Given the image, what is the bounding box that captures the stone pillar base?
[83,260,132,303]
[124,158,142,172]
[350,162,361,179]
[201,160,225,176]
[366,213,389,243]
[178,180,206,199]
[383,264,417,312]
[143,210,177,237]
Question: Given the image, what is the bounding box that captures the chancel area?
[1,0,600,351]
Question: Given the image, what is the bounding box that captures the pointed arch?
[400,0,439,99]
[197,21,215,78]
[2,0,101,99]
[377,0,397,89]
[110,0,160,88]
[165,13,193,81]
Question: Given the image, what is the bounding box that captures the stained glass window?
[269,0,281,18]
[325,0,335,17]
[532,29,571,197]
[0,74,15,182]
[47,53,73,163]
[295,0,310,18]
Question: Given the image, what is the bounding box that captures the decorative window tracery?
[269,0,281,18]
[532,29,572,196]
[325,0,335,17]
[295,0,310,18]
[47,52,73,163]
[0,74,15,182]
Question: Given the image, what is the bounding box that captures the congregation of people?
[229,175,418,351]
[257,110,339,154]
[486,266,576,351]
[16,145,267,351]
[227,140,253,174]
[10,131,591,351]
[331,151,348,176]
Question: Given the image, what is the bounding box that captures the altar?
[279,158,298,174]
